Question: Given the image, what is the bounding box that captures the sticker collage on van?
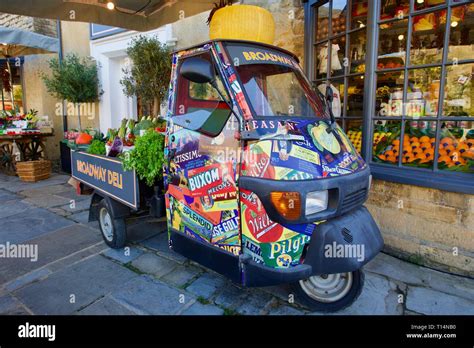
[165,42,367,270]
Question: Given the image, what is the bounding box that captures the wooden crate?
[16,160,51,182]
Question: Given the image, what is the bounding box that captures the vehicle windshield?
[225,43,327,119]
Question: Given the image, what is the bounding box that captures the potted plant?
[41,53,103,131]
[120,36,171,117]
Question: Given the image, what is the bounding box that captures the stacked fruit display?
[377,135,474,168]
[347,129,391,153]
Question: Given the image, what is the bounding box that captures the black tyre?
[291,270,364,312]
[97,199,127,249]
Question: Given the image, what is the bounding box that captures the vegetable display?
[121,129,165,186]
[87,139,106,155]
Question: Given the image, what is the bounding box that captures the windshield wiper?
[325,85,337,134]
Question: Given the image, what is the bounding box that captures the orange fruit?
[424,148,434,157]
[410,136,419,143]
[403,154,415,163]
[386,156,397,163]
[457,143,469,153]
[419,136,430,143]
[411,141,421,149]
[466,140,474,147]
[378,154,386,161]
[440,137,454,147]
[452,158,466,166]
[392,147,399,155]
[462,148,474,159]
[392,139,400,147]
[438,155,451,164]
[439,149,448,156]
[420,142,431,151]
[429,137,436,144]
[412,147,423,156]
[444,145,455,155]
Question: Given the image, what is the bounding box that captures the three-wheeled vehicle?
[74,39,384,312]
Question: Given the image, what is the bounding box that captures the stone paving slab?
[328,272,404,315]
[67,211,90,224]
[13,255,139,315]
[406,286,474,315]
[19,184,71,198]
[365,252,474,302]
[3,268,52,292]
[0,207,74,245]
[236,291,274,315]
[45,243,107,273]
[103,246,144,264]
[57,197,91,213]
[0,294,30,315]
[23,195,73,209]
[0,224,102,284]
[127,221,166,244]
[161,265,201,288]
[111,275,195,315]
[186,273,227,300]
[0,199,32,219]
[0,174,70,193]
[141,231,188,264]
[214,283,246,309]
[268,304,305,315]
[182,301,224,315]
[78,296,136,315]
[130,253,179,278]
[0,189,21,202]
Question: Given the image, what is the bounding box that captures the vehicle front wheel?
[292,270,364,312]
[98,199,127,249]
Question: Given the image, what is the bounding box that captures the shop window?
[306,0,474,192]
[380,0,410,20]
[308,0,367,154]
[410,9,446,65]
[438,121,474,173]
[0,59,24,113]
[372,1,474,187]
[443,62,473,117]
[448,4,474,62]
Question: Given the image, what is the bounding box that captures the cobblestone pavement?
[1,173,473,315]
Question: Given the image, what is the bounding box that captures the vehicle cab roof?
[172,39,300,63]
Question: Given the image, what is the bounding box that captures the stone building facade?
[1,2,472,276]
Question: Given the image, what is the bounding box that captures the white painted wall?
[90,24,175,133]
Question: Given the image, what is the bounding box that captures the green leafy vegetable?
[121,130,165,186]
[87,140,106,155]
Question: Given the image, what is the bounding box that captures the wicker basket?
[16,160,51,182]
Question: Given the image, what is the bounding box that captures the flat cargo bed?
[71,150,140,209]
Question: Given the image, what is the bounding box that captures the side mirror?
[180,57,215,84]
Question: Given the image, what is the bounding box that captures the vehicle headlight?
[305,190,328,216]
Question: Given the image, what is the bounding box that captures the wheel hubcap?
[99,208,114,242]
[299,272,353,303]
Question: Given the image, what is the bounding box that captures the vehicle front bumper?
[241,206,383,286]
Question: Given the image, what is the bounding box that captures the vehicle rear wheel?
[98,199,127,249]
[292,270,364,312]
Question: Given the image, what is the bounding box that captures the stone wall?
[0,13,57,37]
[171,1,306,63]
[242,0,305,64]
[366,179,474,276]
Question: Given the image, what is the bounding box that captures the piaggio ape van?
[74,39,384,312]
